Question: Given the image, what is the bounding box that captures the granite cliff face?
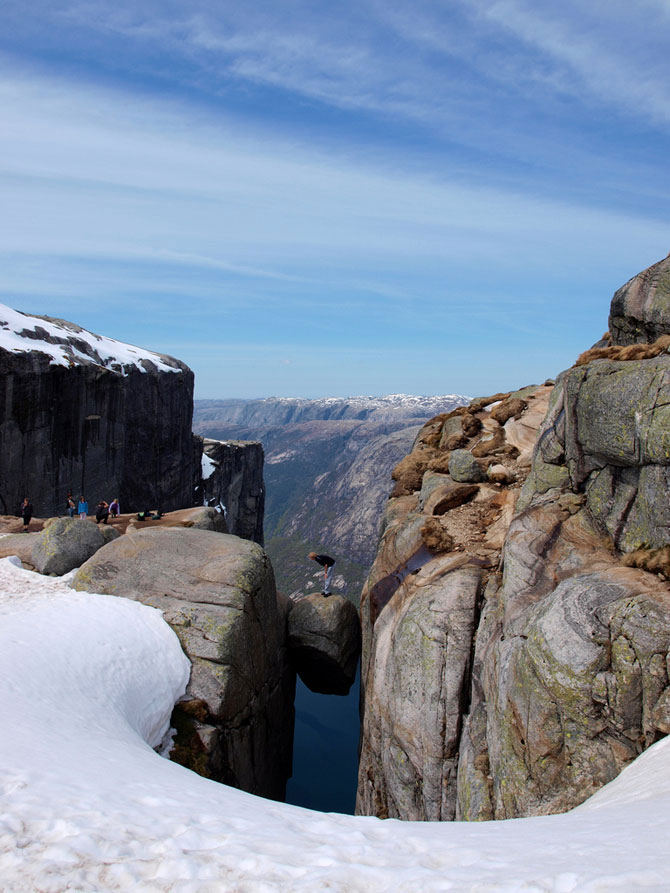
[357,253,670,822]
[0,304,265,544]
[0,305,197,517]
[199,438,265,544]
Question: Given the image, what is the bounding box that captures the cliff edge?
[357,253,670,821]
[0,304,197,516]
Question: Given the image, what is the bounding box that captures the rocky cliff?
[357,253,670,822]
[0,304,197,516]
[199,438,265,544]
[0,304,266,544]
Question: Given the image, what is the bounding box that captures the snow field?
[1,556,669,891]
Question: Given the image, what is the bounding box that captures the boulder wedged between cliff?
[287,593,361,695]
[357,252,670,822]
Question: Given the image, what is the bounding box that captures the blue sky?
[2,1,670,398]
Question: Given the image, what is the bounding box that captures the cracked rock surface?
[357,253,670,822]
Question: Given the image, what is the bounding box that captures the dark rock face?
[200,439,265,544]
[287,593,360,695]
[357,254,670,823]
[0,307,266,546]
[71,527,295,801]
[0,349,196,518]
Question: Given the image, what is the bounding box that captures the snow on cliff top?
[1,555,670,891]
[0,303,184,374]
[266,393,470,408]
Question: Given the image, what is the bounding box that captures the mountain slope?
[194,395,468,601]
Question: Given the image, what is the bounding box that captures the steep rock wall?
[0,307,196,516]
[357,254,670,822]
[199,438,265,544]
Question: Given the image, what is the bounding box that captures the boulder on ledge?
[288,594,361,695]
[32,517,119,576]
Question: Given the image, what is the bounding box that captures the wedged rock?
[287,593,360,694]
[32,517,115,575]
[71,527,295,800]
[448,449,485,483]
[609,252,670,345]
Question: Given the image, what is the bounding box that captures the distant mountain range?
[194,394,469,603]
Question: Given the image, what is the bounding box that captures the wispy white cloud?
[1,67,668,299]
[2,2,670,396]
[472,0,670,122]
[50,0,670,132]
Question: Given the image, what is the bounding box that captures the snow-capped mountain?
[194,393,469,427]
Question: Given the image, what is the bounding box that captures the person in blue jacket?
[77,496,88,520]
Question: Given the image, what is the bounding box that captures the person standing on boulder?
[20,497,33,532]
[65,493,76,517]
[308,552,336,596]
[77,496,88,520]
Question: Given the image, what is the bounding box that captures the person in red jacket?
[308,552,336,596]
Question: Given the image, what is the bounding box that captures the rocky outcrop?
[0,305,197,518]
[287,594,360,695]
[609,251,670,345]
[359,563,482,819]
[357,253,670,823]
[32,517,120,576]
[357,384,552,819]
[0,532,41,569]
[71,528,295,801]
[199,439,265,544]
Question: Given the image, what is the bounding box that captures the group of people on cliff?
[65,494,120,524]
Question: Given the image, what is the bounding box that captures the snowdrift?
[0,556,668,891]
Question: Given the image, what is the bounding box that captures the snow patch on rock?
[0,303,183,374]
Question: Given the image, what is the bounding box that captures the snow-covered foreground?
[1,557,669,892]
